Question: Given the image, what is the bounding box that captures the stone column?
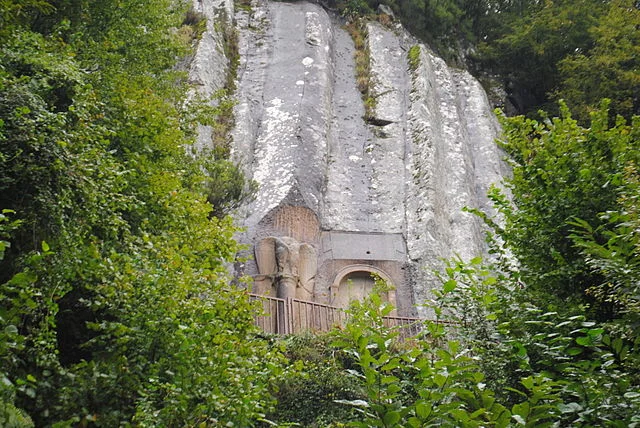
[274,237,299,299]
[255,237,277,296]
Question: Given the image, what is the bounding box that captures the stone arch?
[330,264,397,309]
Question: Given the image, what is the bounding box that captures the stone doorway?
[330,264,396,310]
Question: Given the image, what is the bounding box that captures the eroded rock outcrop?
[190,0,507,316]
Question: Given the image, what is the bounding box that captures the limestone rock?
[192,0,507,317]
[377,4,394,19]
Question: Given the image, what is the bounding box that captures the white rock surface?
[191,0,507,315]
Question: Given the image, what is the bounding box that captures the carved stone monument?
[254,236,318,301]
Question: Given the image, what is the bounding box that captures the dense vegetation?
[1,0,278,425]
[334,0,639,120]
[2,0,639,426]
[267,278,640,426]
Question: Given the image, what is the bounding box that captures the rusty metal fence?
[249,294,424,339]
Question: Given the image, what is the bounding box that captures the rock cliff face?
[190,0,508,316]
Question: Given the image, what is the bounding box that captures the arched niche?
[330,264,397,310]
[257,205,320,244]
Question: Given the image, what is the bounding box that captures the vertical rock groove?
[191,0,507,316]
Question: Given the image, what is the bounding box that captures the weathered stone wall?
[191,0,507,317]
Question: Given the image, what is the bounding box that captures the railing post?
[287,298,294,335]
[277,298,285,335]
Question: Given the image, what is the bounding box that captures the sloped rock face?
[404,46,509,311]
[189,0,234,150]
[191,0,507,316]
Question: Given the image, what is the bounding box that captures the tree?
[477,0,605,115]
[1,1,283,425]
[490,102,639,316]
[556,0,640,123]
[570,159,640,322]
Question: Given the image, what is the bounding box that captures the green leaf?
[407,416,421,427]
[566,347,583,356]
[575,336,592,346]
[416,402,431,419]
[387,383,402,395]
[383,411,400,426]
[4,325,18,335]
[612,337,623,354]
[493,406,512,427]
[469,408,486,419]
[483,276,497,285]
[512,401,530,418]
[434,373,447,388]
[381,360,400,371]
[443,279,457,293]
[381,375,398,385]
[587,328,604,338]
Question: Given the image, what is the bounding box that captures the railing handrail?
[383,315,422,322]
[249,293,348,310]
[248,293,286,303]
[248,293,436,338]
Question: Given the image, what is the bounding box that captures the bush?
[266,333,362,426]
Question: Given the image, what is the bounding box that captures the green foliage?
[4,1,640,426]
[460,98,640,420]
[265,249,638,427]
[569,160,640,320]
[0,398,34,428]
[331,0,638,119]
[407,45,421,72]
[489,102,639,315]
[0,210,21,262]
[329,286,511,427]
[477,0,604,114]
[556,0,640,123]
[432,255,640,426]
[332,0,485,61]
[266,333,363,426]
[344,20,375,121]
[396,0,469,60]
[179,4,207,43]
[280,272,639,426]
[204,156,258,218]
[0,0,284,425]
[338,0,374,20]
[471,0,640,120]
[0,0,54,34]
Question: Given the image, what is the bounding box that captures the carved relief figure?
[255,236,317,301]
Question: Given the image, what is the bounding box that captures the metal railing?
[249,294,424,339]
[383,316,424,339]
[250,294,348,335]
